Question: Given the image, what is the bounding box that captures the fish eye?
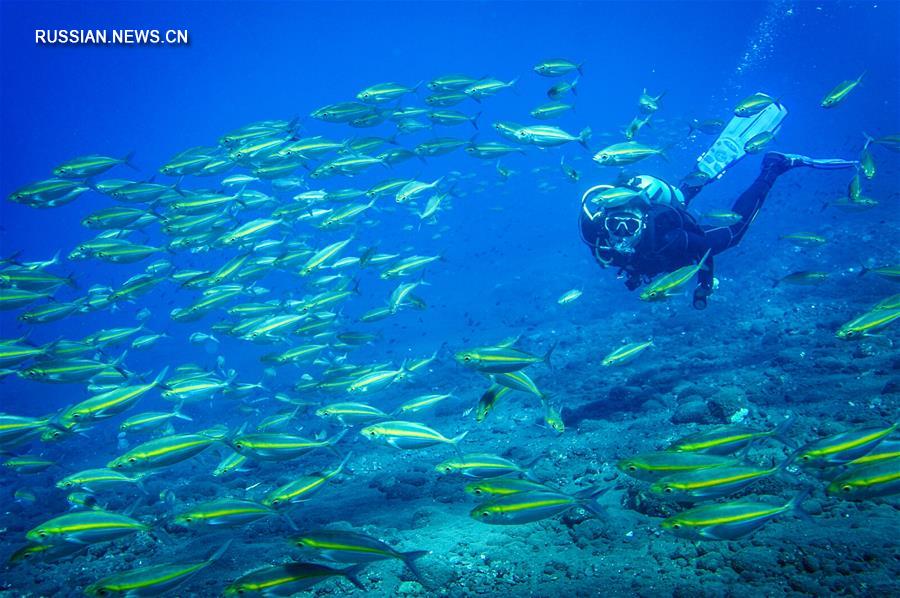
[480,511,489,518]
[841,485,851,493]
[38,531,47,538]
[128,458,137,463]
[97,589,108,596]
[672,524,681,529]
[73,413,81,419]
[663,487,673,494]
[627,465,637,472]
[800,455,810,462]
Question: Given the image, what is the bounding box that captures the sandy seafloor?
[2,269,897,597]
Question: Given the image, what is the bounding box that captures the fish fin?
[341,564,367,591]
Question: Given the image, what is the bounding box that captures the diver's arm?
[684,231,715,309]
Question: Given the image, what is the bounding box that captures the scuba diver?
[579,101,857,309]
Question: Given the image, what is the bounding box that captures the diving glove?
[692,284,712,310]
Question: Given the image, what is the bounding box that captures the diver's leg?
[726,151,858,246]
[724,153,794,246]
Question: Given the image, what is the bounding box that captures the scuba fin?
[768,152,858,170]
[696,100,788,181]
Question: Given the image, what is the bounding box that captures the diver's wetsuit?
[581,153,788,306]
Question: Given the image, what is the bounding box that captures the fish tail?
[122,150,139,171]
[862,131,875,149]
[151,525,176,546]
[329,451,353,477]
[400,550,431,586]
[471,112,481,129]
[578,126,592,149]
[449,430,469,458]
[341,564,368,591]
[281,512,299,531]
[326,428,348,455]
[206,538,233,565]
[772,412,798,448]
[521,454,546,481]
[658,144,673,162]
[575,485,609,517]
[542,341,557,369]
[173,403,193,422]
[570,76,580,95]
[577,62,585,75]
[698,249,712,270]
[449,430,469,445]
[152,366,170,387]
[788,487,814,522]
[112,350,129,376]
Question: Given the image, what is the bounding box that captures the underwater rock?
[671,400,714,424]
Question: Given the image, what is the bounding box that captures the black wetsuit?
[580,155,786,308]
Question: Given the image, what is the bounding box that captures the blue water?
[1,1,898,596]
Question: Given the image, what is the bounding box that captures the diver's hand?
[692,284,711,310]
